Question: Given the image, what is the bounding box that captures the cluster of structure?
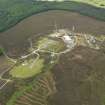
[50,29,102,50]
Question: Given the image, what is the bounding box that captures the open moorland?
[1,28,105,105]
[1,10,105,56]
[51,46,105,105]
[0,0,105,105]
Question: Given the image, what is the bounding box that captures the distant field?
[0,0,105,32]
[74,0,105,7]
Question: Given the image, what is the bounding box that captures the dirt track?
[0,10,105,55]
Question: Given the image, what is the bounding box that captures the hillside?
[0,1,105,105]
[3,29,105,105]
[0,0,105,32]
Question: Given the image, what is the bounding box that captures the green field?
[9,36,65,79]
[74,0,105,7]
[37,37,65,52]
[10,58,44,78]
[0,0,105,32]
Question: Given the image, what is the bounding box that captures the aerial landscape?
[0,0,105,105]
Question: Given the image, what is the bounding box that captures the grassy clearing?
[9,35,65,79]
[37,37,65,52]
[0,0,105,32]
[9,58,44,79]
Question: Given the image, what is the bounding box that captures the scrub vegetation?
[0,48,3,56]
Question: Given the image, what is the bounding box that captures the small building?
[63,35,72,42]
